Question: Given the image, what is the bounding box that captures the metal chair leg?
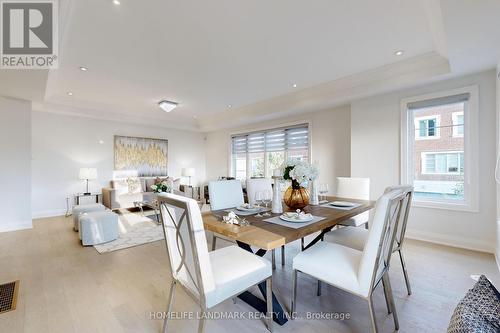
[383,273,399,331]
[368,296,378,333]
[301,238,304,251]
[271,249,276,270]
[291,269,297,318]
[398,249,412,295]
[266,277,273,332]
[281,245,285,266]
[211,234,217,251]
[381,277,392,314]
[316,280,322,296]
[163,280,177,333]
[198,309,206,333]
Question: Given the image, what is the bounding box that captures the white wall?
[31,112,207,218]
[352,70,497,253]
[205,105,351,192]
[0,97,32,232]
[496,62,500,264]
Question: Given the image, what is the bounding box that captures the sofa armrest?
[102,187,118,210]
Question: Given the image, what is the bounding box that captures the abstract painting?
[114,136,168,177]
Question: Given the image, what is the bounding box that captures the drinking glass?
[318,183,329,203]
[262,190,272,217]
[254,191,264,217]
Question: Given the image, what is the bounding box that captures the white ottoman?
[79,211,119,246]
[72,203,106,231]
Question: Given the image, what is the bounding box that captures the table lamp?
[182,167,195,186]
[79,168,97,195]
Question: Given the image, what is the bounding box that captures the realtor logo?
[1,0,58,69]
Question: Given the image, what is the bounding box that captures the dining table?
[202,196,376,326]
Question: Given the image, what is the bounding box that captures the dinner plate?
[329,201,356,207]
[279,214,314,223]
[236,205,259,212]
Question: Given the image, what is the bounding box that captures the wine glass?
[254,191,264,217]
[318,183,329,203]
[262,190,272,217]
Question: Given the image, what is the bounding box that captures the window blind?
[232,124,309,154]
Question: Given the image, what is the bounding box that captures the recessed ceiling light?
[293,83,297,88]
[395,50,404,56]
[67,91,73,96]
[113,0,120,4]
[98,140,104,144]
[79,66,88,71]
[228,104,232,108]
[158,100,178,112]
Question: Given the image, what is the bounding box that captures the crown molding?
[198,52,451,132]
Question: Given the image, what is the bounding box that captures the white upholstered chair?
[325,185,414,295]
[336,177,370,228]
[292,189,406,333]
[208,180,245,250]
[158,193,273,333]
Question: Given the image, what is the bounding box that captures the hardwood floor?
[0,215,498,333]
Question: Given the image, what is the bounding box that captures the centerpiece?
[281,160,319,209]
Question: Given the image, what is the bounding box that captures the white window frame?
[421,151,464,175]
[228,120,313,180]
[452,111,464,138]
[414,115,441,140]
[401,85,479,212]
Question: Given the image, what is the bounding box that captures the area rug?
[93,211,164,254]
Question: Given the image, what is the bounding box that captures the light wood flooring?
[0,215,499,333]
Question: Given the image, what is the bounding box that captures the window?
[421,152,464,175]
[452,112,464,137]
[401,86,478,211]
[231,124,310,180]
[414,116,440,139]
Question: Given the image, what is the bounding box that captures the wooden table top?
[203,196,376,250]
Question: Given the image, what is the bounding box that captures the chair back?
[208,180,245,210]
[357,188,406,296]
[158,193,215,306]
[383,185,413,249]
[246,178,273,205]
[336,177,370,200]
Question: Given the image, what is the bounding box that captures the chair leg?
[316,280,322,296]
[364,222,369,229]
[211,234,217,251]
[398,249,412,295]
[198,309,206,333]
[162,280,177,333]
[383,273,400,331]
[381,277,392,314]
[291,269,297,317]
[266,277,273,332]
[368,296,378,333]
[272,249,276,270]
[281,245,285,266]
[301,238,305,251]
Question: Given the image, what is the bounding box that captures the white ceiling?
[3,1,500,131]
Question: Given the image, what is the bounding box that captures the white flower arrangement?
[281,160,319,187]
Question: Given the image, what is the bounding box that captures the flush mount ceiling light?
[228,104,232,108]
[79,66,88,71]
[113,0,120,4]
[158,100,178,112]
[292,83,298,88]
[395,50,404,56]
[67,91,73,96]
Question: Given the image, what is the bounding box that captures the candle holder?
[271,175,283,214]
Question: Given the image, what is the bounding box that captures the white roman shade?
[232,124,309,154]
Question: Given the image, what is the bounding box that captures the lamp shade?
[79,168,97,180]
[182,168,195,177]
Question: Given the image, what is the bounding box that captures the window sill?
[412,200,478,213]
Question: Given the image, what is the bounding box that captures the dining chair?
[336,177,371,228]
[246,178,286,268]
[158,193,273,333]
[292,189,406,333]
[324,185,414,295]
[208,180,245,250]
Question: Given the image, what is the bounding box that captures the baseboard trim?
[405,229,495,254]
[0,221,33,233]
[32,209,67,219]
